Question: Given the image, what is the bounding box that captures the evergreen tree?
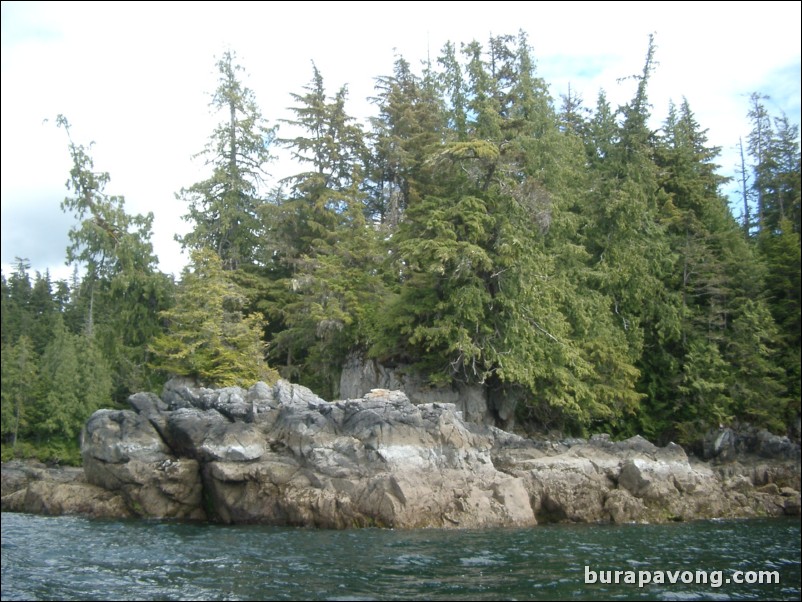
[369,54,444,228]
[725,299,787,431]
[5,29,789,445]
[1,336,38,447]
[150,249,276,387]
[35,316,83,439]
[437,41,468,141]
[78,335,114,419]
[29,271,59,355]
[0,271,8,347]
[744,96,801,427]
[3,258,33,346]
[578,36,684,438]
[177,50,277,271]
[558,84,588,136]
[56,115,172,400]
[373,36,643,431]
[259,64,377,390]
[768,115,801,234]
[655,99,758,438]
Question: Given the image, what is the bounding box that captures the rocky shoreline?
[2,378,800,527]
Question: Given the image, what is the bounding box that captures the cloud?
[1,1,799,280]
[0,188,73,278]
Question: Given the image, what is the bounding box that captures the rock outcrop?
[77,380,535,528]
[2,378,799,527]
[1,460,131,518]
[493,433,800,524]
[339,354,496,426]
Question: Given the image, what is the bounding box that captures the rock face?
[1,460,131,518]
[494,433,801,524]
[78,380,535,528]
[339,354,496,426]
[3,379,799,527]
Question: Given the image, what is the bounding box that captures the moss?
[128,498,145,516]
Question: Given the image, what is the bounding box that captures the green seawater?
[1,512,799,600]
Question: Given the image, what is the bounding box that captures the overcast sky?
[2,1,800,281]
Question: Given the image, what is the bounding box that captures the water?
[1,513,799,601]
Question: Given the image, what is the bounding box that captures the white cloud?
[2,1,799,280]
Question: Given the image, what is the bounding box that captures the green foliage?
[256,64,386,397]
[4,36,798,453]
[1,436,83,466]
[370,54,445,227]
[176,51,277,271]
[54,115,173,402]
[35,316,109,439]
[725,299,788,431]
[150,249,277,387]
[2,259,34,347]
[1,336,38,447]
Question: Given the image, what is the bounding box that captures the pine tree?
[747,93,774,233]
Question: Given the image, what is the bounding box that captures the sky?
[1,1,800,281]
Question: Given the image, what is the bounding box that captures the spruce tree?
[370,54,444,228]
[258,64,378,392]
[35,316,83,439]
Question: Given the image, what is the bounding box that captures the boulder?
[74,380,535,528]
[199,387,534,528]
[339,354,494,425]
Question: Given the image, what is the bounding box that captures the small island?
[2,34,800,530]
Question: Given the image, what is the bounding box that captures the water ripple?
[1,513,799,601]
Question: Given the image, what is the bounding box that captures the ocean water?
[1,513,799,601]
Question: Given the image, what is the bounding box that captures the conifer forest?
[2,33,799,463]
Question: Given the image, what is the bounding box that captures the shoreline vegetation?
[2,32,800,519]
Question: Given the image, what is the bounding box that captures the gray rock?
[2,479,131,518]
[76,379,535,527]
[339,354,493,425]
[82,409,172,464]
[756,429,800,461]
[0,460,129,518]
[81,408,205,519]
[6,376,798,529]
[702,427,801,462]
